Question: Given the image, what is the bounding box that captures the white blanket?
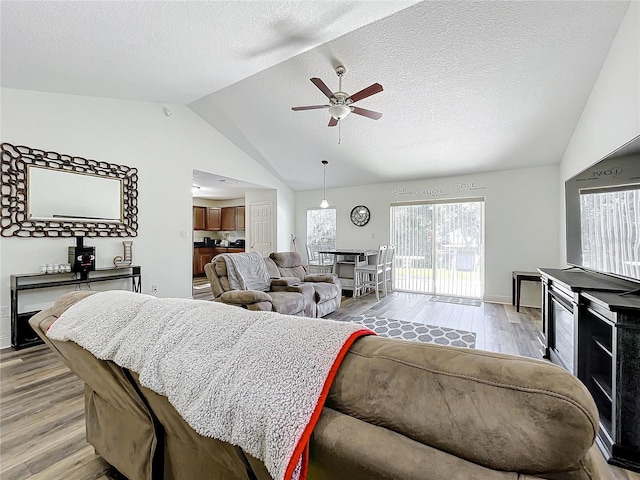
[46,291,372,480]
[221,251,271,291]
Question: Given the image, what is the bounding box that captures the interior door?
[249,202,274,257]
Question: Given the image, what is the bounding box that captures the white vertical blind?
[390,199,484,298]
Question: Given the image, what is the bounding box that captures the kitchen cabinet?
[221,206,245,231]
[236,206,245,231]
[193,248,215,277]
[206,208,221,231]
[193,247,245,276]
[221,207,236,231]
[193,207,222,231]
[193,206,206,230]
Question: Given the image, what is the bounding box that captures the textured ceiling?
[190,1,631,190]
[0,0,417,104]
[1,1,631,192]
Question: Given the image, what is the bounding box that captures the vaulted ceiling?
[1,1,631,191]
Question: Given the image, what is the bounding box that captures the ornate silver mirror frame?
[1,143,138,237]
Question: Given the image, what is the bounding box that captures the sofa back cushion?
[205,257,232,297]
[207,254,274,295]
[327,337,599,474]
[269,252,307,281]
[222,252,271,292]
[263,256,281,279]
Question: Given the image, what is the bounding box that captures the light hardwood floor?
[1,287,638,480]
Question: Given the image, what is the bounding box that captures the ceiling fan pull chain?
[338,120,341,145]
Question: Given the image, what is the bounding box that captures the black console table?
[539,268,640,472]
[10,266,141,350]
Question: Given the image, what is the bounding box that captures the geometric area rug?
[346,314,476,349]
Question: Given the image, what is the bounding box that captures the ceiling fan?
[291,66,383,127]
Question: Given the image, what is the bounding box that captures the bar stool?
[383,245,396,295]
[354,245,387,301]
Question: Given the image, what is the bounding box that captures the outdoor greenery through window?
[307,208,336,250]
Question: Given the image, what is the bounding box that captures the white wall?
[558,2,640,263]
[296,166,560,306]
[0,88,294,348]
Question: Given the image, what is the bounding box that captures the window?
[307,208,336,250]
[390,198,485,298]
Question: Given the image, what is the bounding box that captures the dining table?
[317,249,379,293]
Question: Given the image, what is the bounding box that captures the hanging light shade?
[320,160,329,208]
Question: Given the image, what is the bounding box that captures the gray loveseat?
[205,251,341,317]
[30,291,612,480]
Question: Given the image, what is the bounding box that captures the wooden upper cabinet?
[194,206,221,231]
[206,208,221,231]
[236,206,245,231]
[193,206,206,230]
[221,207,236,231]
[220,206,245,231]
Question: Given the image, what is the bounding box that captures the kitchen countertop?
[194,244,244,250]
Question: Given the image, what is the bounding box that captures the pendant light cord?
[323,163,326,198]
[320,160,329,208]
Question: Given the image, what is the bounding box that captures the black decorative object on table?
[68,237,95,280]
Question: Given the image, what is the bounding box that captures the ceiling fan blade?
[328,117,338,127]
[348,83,383,103]
[310,78,336,100]
[351,106,383,120]
[291,105,330,111]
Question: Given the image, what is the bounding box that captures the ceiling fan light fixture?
[191,185,201,195]
[328,104,351,120]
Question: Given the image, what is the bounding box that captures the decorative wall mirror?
[1,143,138,237]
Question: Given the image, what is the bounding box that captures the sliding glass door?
[390,198,484,298]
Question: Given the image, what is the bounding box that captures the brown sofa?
[205,251,341,317]
[30,292,612,480]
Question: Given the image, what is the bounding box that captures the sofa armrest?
[271,277,301,287]
[219,290,272,305]
[304,274,338,284]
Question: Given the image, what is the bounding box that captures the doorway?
[390,198,485,298]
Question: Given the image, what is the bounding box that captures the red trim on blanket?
[283,329,374,480]
[45,317,59,332]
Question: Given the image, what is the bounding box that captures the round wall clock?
[350,205,371,226]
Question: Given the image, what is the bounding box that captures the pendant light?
[320,160,329,209]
